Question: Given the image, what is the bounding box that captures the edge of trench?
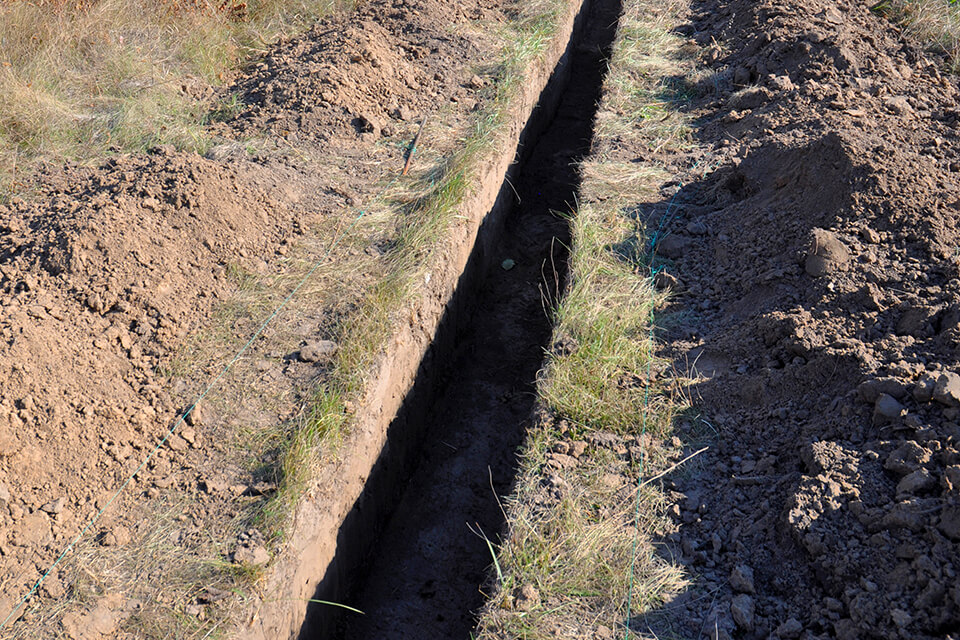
[238,0,600,637]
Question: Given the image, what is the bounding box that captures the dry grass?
[872,0,960,70]
[476,0,705,637]
[0,0,349,195]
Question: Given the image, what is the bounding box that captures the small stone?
[180,426,197,445]
[233,544,270,566]
[184,403,204,427]
[299,340,339,364]
[40,498,64,515]
[0,483,10,503]
[101,525,131,547]
[468,74,485,89]
[884,441,930,476]
[873,394,905,424]
[939,504,960,539]
[730,564,755,594]
[933,372,960,406]
[776,617,803,639]
[884,96,913,115]
[730,594,755,630]
[913,374,938,402]
[896,468,935,495]
[890,608,912,627]
[514,584,540,611]
[805,228,849,277]
[860,227,880,244]
[166,434,188,452]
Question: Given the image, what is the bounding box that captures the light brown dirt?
[0,0,527,636]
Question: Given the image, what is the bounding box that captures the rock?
[939,504,960,539]
[873,394,905,424]
[882,502,924,531]
[298,340,339,364]
[860,227,880,244]
[730,594,755,630]
[101,525,131,547]
[730,564,755,594]
[40,498,64,514]
[356,112,382,137]
[884,441,930,476]
[514,584,541,611]
[776,617,803,639]
[805,228,849,277]
[234,544,270,566]
[658,234,691,259]
[896,468,935,495]
[166,434,188,452]
[933,372,960,406]
[468,74,485,89]
[913,374,938,402]
[890,608,913,627]
[944,465,960,491]
[884,96,913,115]
[0,483,10,503]
[184,402,204,427]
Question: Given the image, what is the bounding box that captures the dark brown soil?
[609,0,960,638]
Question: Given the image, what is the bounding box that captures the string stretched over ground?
[0,148,420,630]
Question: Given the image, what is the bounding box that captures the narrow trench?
[299,1,620,637]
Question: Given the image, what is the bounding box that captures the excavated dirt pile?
[0,0,514,632]
[639,0,960,638]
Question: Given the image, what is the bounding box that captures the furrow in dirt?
[292,2,621,637]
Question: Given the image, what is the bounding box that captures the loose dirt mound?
[0,149,308,617]
[219,0,504,146]
[628,0,960,638]
[0,0,516,634]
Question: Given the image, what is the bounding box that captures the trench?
[295,1,620,637]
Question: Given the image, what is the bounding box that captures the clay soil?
[609,0,960,637]
[0,0,524,636]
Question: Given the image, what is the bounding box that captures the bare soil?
[0,0,526,636]
[324,2,618,635]
[606,0,960,637]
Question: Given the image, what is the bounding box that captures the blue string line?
[0,199,382,630]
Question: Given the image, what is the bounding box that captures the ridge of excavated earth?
[0,0,525,636]
[611,0,960,638]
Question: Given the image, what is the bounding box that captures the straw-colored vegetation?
[872,0,960,70]
[476,0,707,637]
[0,0,347,195]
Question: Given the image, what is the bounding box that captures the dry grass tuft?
[0,0,349,195]
[872,0,960,71]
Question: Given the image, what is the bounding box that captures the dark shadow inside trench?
[297,0,621,637]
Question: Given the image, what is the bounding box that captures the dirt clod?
[298,339,339,364]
